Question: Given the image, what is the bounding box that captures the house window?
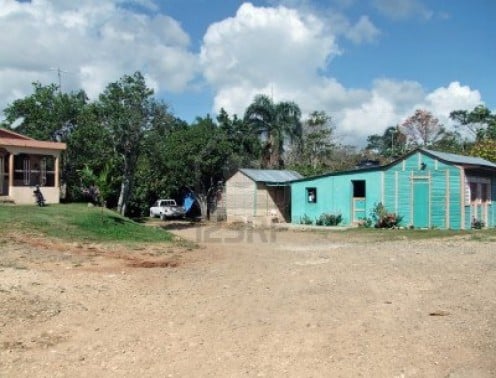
[307,187,317,203]
[352,180,366,198]
[13,155,55,187]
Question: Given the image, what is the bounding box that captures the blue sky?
[1,0,494,145]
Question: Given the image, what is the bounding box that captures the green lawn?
[0,203,173,244]
[341,226,496,242]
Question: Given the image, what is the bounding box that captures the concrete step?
[0,196,15,204]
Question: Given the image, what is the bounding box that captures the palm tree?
[243,94,302,168]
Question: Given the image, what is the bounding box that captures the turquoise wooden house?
[290,148,496,229]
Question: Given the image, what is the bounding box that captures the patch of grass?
[468,230,496,242]
[0,203,173,244]
[340,227,496,242]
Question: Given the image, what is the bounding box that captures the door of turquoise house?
[412,178,429,228]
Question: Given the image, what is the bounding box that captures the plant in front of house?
[357,217,373,228]
[300,214,313,225]
[370,202,403,229]
[315,212,342,226]
[471,217,485,229]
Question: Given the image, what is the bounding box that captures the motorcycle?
[33,185,46,207]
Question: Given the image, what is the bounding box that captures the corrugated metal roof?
[422,148,496,168]
[239,168,302,183]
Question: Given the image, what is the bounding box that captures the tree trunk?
[197,194,208,220]
[117,158,134,216]
[117,177,130,216]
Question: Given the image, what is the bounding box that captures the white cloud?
[0,0,197,111]
[336,80,482,144]
[340,93,397,137]
[345,15,381,44]
[270,0,381,45]
[337,80,424,142]
[425,81,481,119]
[372,0,433,20]
[201,3,338,88]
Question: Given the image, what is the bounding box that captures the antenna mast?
[50,67,68,93]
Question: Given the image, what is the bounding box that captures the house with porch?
[290,148,496,229]
[0,128,66,204]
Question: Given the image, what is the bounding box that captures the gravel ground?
[1,225,495,377]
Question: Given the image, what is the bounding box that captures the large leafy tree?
[401,109,445,147]
[1,82,88,141]
[449,105,496,162]
[130,105,188,216]
[469,139,496,162]
[287,111,335,176]
[366,126,408,159]
[64,103,117,203]
[98,72,154,216]
[327,144,361,171]
[160,116,234,218]
[217,108,261,172]
[450,105,496,141]
[244,94,302,169]
[429,130,466,154]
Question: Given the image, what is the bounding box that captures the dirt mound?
[126,259,180,268]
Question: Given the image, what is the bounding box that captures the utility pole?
[50,67,68,93]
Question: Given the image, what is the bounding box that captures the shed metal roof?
[422,148,496,169]
[239,168,302,183]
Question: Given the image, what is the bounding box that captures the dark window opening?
[352,180,366,198]
[306,187,317,203]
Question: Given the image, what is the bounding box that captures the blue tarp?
[183,192,195,213]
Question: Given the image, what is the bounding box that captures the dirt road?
[1,225,495,377]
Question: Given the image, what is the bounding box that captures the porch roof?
[0,128,66,151]
[0,137,66,150]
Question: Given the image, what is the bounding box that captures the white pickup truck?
[149,199,186,220]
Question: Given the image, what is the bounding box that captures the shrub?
[300,214,313,225]
[358,217,373,228]
[471,218,485,229]
[370,202,403,229]
[316,212,342,226]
